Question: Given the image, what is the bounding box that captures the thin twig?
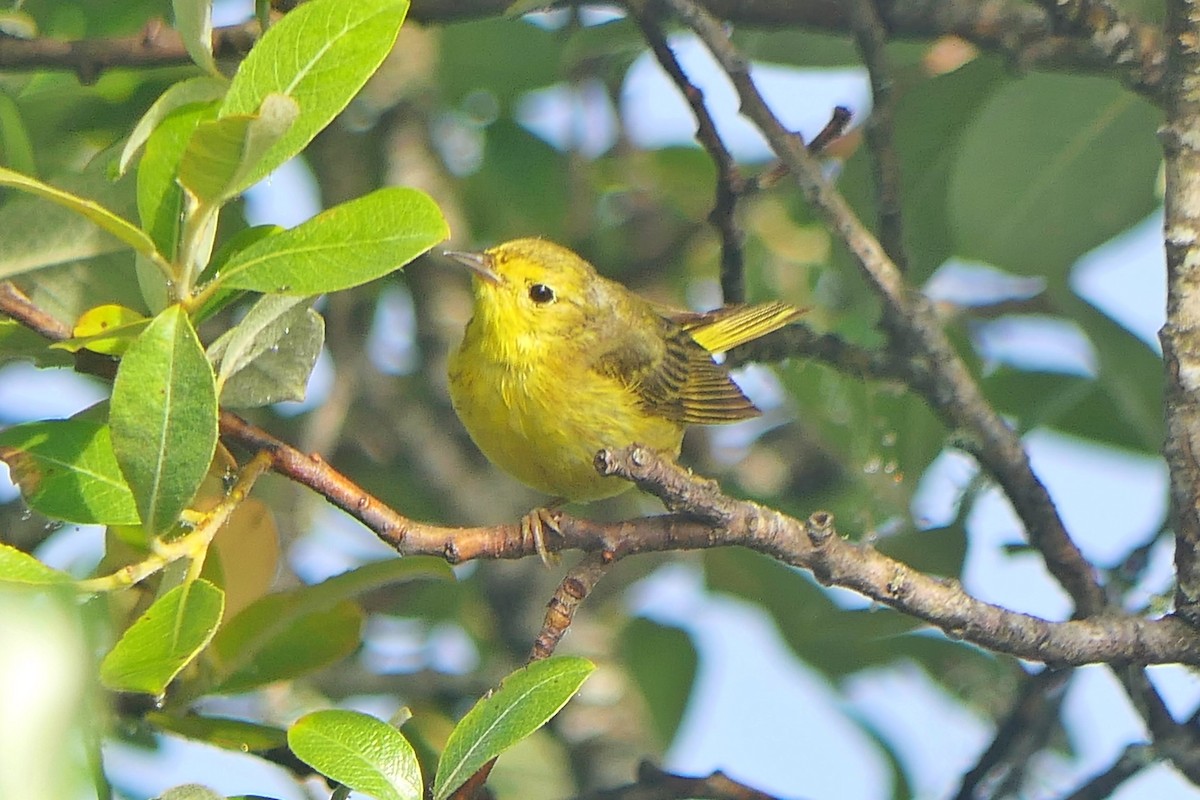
[530,552,612,662]
[1059,743,1156,800]
[660,0,1107,616]
[846,0,907,272]
[630,0,747,303]
[954,668,1071,800]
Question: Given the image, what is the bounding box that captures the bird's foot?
[521,504,564,566]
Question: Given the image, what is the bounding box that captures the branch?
[1059,743,1156,800]
[661,0,1108,616]
[576,761,792,800]
[847,0,908,272]
[954,668,1071,800]
[0,18,258,83]
[529,552,612,662]
[1161,0,1200,625]
[3,285,1196,666]
[630,1,748,304]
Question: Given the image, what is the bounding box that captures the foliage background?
[0,0,1195,799]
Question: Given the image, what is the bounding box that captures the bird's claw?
[521,506,562,567]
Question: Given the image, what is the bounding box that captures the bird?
[445,237,802,559]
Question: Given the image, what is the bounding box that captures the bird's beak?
[444,250,502,285]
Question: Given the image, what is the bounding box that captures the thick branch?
[1161,0,1200,625]
[594,445,1200,666]
[664,0,1107,616]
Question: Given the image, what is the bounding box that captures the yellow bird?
[446,238,801,553]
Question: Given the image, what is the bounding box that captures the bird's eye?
[528,283,555,304]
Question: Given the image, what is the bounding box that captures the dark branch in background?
[1060,743,1156,800]
[0,18,257,83]
[630,1,747,304]
[0,2,1166,100]
[1030,0,1165,96]
[846,0,908,273]
[576,761,791,800]
[954,668,1071,800]
[659,0,1108,617]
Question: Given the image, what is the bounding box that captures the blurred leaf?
[875,522,967,579]
[0,164,165,276]
[0,10,37,38]
[179,94,299,205]
[14,250,147,324]
[172,0,218,76]
[0,162,141,280]
[147,712,287,752]
[120,76,228,175]
[705,548,915,677]
[432,656,594,800]
[0,541,71,584]
[209,498,279,620]
[214,187,448,294]
[950,72,1161,279]
[439,18,561,104]
[208,558,451,693]
[619,617,696,748]
[0,91,36,175]
[206,294,323,408]
[892,57,1009,282]
[211,599,363,694]
[219,0,409,195]
[138,101,219,259]
[289,710,421,800]
[100,579,225,694]
[0,319,73,366]
[0,419,140,526]
[463,120,569,242]
[156,785,225,800]
[111,305,218,534]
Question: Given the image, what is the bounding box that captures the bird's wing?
[592,310,759,425]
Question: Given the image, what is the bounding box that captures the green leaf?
[214,187,448,294]
[206,295,324,408]
[120,76,228,175]
[219,0,409,195]
[432,656,594,800]
[147,712,287,752]
[110,305,218,534]
[0,162,141,280]
[100,579,225,694]
[208,558,450,693]
[950,72,1161,279]
[173,0,219,76]
[156,784,226,800]
[179,94,300,204]
[0,164,169,276]
[137,101,219,259]
[0,419,140,526]
[0,319,73,367]
[288,710,421,800]
[212,599,362,694]
[0,91,36,176]
[619,618,696,748]
[0,542,71,584]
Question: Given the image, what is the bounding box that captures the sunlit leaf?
[289,710,421,800]
[432,657,594,800]
[100,579,225,694]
